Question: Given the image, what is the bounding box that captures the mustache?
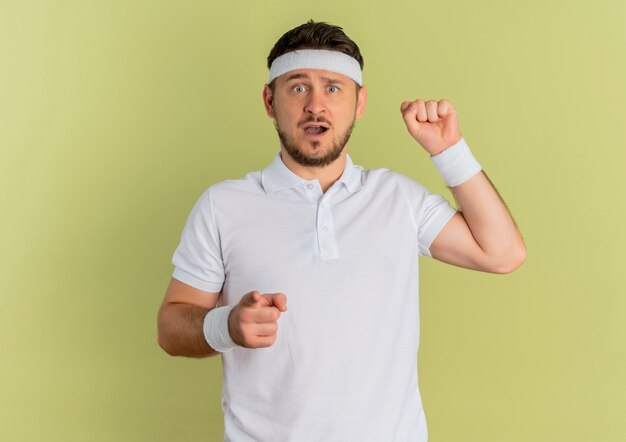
[299,115,331,126]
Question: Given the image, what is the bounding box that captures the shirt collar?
[261,152,363,194]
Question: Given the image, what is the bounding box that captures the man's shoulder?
[204,170,264,199]
[360,165,430,194]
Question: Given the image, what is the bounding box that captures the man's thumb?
[241,291,263,306]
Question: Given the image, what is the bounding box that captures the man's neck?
[279,148,347,193]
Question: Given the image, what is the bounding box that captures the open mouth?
[303,125,329,135]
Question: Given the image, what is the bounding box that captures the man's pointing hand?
[228,291,288,348]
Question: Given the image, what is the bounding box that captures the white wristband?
[431,138,482,187]
[203,305,239,352]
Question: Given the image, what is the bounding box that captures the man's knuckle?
[239,311,250,323]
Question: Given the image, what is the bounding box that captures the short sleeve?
[396,173,457,257]
[171,188,225,292]
[416,192,457,257]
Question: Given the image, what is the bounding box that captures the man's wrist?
[431,137,482,187]
[203,305,239,352]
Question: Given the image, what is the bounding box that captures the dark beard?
[275,119,356,168]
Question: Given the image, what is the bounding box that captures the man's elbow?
[157,310,183,357]
[158,340,176,357]
[490,244,527,274]
[157,330,178,357]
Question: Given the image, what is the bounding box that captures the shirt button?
[307,184,313,190]
[322,225,329,231]
[320,203,326,208]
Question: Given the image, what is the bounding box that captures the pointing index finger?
[263,293,288,312]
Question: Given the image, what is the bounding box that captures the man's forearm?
[157,303,219,358]
[451,170,526,271]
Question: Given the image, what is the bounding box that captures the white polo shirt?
[172,152,457,442]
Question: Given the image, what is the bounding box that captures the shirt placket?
[310,182,339,261]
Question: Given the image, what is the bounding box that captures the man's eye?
[293,85,306,93]
[328,86,339,93]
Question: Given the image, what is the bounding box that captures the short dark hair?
[267,20,364,73]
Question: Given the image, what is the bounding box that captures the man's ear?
[355,85,368,119]
[263,84,275,118]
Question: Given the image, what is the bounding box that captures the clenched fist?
[400,99,462,156]
[228,291,288,348]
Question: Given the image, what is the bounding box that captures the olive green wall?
[1,1,624,441]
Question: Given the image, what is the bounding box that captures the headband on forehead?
[268,49,363,86]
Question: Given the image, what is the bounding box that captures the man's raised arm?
[400,99,526,274]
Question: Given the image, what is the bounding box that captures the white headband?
[268,49,363,86]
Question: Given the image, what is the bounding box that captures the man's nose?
[304,89,326,115]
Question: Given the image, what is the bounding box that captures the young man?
[158,20,526,442]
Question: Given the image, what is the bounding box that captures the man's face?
[263,69,367,167]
